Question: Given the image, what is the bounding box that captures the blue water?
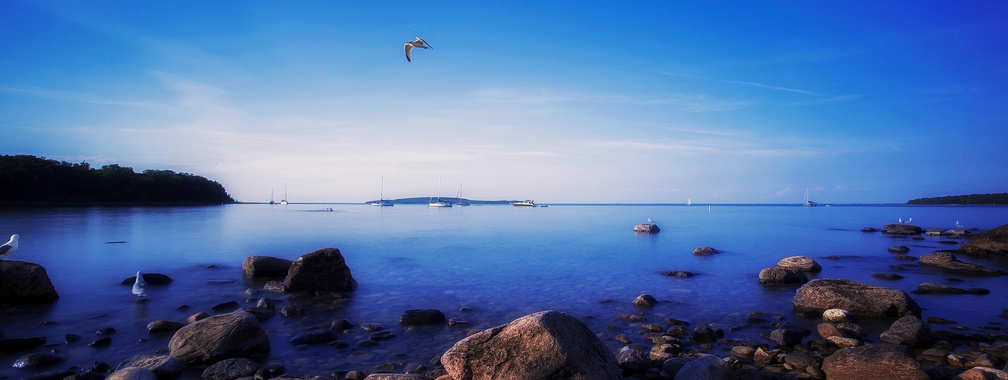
[1,204,1007,377]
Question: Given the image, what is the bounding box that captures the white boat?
[512,200,535,207]
[803,188,817,207]
[429,176,453,208]
[687,198,692,206]
[456,181,470,206]
[370,176,394,207]
[280,184,289,205]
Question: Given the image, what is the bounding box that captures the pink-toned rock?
[792,279,920,318]
[822,344,927,380]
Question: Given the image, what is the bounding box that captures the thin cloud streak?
[0,86,167,108]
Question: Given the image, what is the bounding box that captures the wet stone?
[12,353,65,369]
[330,319,354,331]
[89,337,112,347]
[360,323,383,332]
[209,301,240,313]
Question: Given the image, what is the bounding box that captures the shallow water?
[1,204,1007,378]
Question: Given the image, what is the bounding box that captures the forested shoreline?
[0,155,235,204]
[907,193,1008,205]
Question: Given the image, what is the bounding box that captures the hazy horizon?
[3,2,1006,204]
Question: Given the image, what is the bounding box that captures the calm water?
[1,204,1007,377]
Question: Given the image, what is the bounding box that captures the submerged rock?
[201,358,260,380]
[147,320,185,334]
[119,273,172,286]
[872,273,905,280]
[0,261,59,304]
[632,294,658,308]
[911,282,989,295]
[284,248,357,292]
[12,353,65,369]
[792,279,921,318]
[289,329,338,345]
[399,309,446,326]
[441,310,621,380]
[888,245,910,254]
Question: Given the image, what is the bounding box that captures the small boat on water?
[803,188,817,207]
[280,184,289,205]
[371,176,394,207]
[429,176,453,208]
[512,200,535,207]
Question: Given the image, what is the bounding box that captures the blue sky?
[2,1,1006,203]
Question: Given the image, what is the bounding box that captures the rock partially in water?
[400,309,446,326]
[777,256,822,273]
[116,354,181,378]
[201,358,260,380]
[690,326,717,343]
[289,329,337,345]
[119,273,172,286]
[262,281,287,293]
[11,353,65,369]
[692,246,719,256]
[959,223,1008,256]
[793,279,921,318]
[284,248,357,292]
[879,316,932,348]
[822,309,855,323]
[241,256,293,278]
[911,282,989,295]
[768,327,811,347]
[919,251,1006,276]
[168,311,270,366]
[862,227,877,232]
[210,301,240,313]
[882,224,922,235]
[821,344,928,380]
[330,319,354,331]
[660,270,698,278]
[280,302,304,318]
[758,267,808,285]
[147,320,185,334]
[0,337,46,352]
[633,223,660,233]
[872,273,905,280]
[957,367,1008,380]
[0,261,59,304]
[632,294,658,308]
[441,310,621,380]
[674,356,737,380]
[616,346,650,374]
[185,312,210,324]
[888,245,910,254]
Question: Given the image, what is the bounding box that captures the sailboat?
[280,183,289,205]
[687,198,692,206]
[428,176,452,208]
[456,181,470,206]
[370,176,394,207]
[269,189,275,205]
[803,188,817,207]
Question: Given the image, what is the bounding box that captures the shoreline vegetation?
[907,193,1008,205]
[0,155,234,205]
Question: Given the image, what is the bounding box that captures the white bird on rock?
[132,271,148,301]
[404,37,432,62]
[899,217,912,224]
[0,234,18,260]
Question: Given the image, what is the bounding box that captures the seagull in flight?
[404,37,432,62]
[0,234,18,260]
[132,271,148,301]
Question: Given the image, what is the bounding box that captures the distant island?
[365,197,515,205]
[0,154,235,205]
[907,192,1008,205]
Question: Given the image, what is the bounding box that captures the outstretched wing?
[404,43,413,62]
[416,37,432,49]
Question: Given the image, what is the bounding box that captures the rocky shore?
[1,223,1007,380]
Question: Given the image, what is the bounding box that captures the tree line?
[907,193,1008,205]
[0,155,235,204]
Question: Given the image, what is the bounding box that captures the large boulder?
[792,279,921,318]
[284,248,357,292]
[882,224,922,235]
[959,224,1008,256]
[879,316,932,348]
[242,256,293,278]
[821,344,928,380]
[441,310,621,380]
[776,256,822,273]
[758,267,808,284]
[0,261,59,304]
[168,311,270,366]
[918,251,1006,276]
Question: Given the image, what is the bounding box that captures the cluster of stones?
[758,256,822,285]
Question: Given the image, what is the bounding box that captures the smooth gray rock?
[441,310,621,380]
[959,223,1008,256]
[821,344,927,380]
[879,316,932,348]
[0,261,59,304]
[201,358,260,380]
[674,356,738,380]
[399,309,445,326]
[242,256,293,278]
[792,279,921,318]
[116,355,181,377]
[919,251,1006,276]
[284,248,357,292]
[776,256,822,273]
[168,311,270,366]
[288,329,337,345]
[106,367,157,380]
[758,267,808,284]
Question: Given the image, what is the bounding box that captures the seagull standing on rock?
[404,37,432,62]
[0,234,18,260]
[132,271,148,301]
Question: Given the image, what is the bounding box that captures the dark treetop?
[0,154,235,205]
[907,193,1008,205]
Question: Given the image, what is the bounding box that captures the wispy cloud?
[468,87,749,112]
[665,73,817,95]
[0,86,166,108]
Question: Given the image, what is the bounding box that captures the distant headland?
[907,192,1008,205]
[364,197,513,205]
[0,154,235,205]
